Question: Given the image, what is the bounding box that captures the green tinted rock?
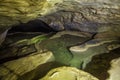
[38,31,92,65]
[70,38,120,69]
[0,33,51,62]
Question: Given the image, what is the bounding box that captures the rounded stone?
[40,66,99,80]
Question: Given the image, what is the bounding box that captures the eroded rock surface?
[40,66,99,80]
[0,0,120,80]
[107,57,120,80]
[84,47,120,80]
[0,0,120,32]
[0,51,55,80]
[69,38,120,69]
[0,0,63,33]
[0,0,120,45]
[0,30,120,80]
[39,0,120,32]
[38,31,92,66]
[0,33,52,63]
[0,0,63,45]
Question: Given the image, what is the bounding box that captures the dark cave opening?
[8,19,57,33]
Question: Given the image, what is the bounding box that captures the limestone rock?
[0,0,120,33]
[0,0,120,45]
[50,30,92,39]
[0,51,55,80]
[39,10,120,32]
[39,0,120,32]
[107,57,120,80]
[69,38,120,69]
[0,0,62,45]
[0,0,45,32]
[40,66,99,80]
[94,31,120,39]
[0,33,52,63]
[38,31,92,66]
[57,0,120,24]
[0,0,63,33]
[84,47,120,80]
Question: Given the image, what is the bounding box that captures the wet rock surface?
[69,38,120,69]
[38,31,92,65]
[0,33,52,64]
[0,30,120,80]
[0,0,120,80]
[84,47,120,80]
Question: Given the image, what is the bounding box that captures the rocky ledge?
[0,0,120,80]
[0,31,120,80]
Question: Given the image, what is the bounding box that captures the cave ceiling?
[0,0,120,33]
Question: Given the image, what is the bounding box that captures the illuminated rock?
[107,57,120,80]
[0,51,55,80]
[40,66,99,80]
[0,0,120,45]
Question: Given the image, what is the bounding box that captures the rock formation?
[0,51,55,80]
[40,66,99,80]
[107,58,120,80]
[0,0,120,80]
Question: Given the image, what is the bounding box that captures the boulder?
[40,66,99,80]
[0,51,55,80]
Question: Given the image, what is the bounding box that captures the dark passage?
[8,19,56,33]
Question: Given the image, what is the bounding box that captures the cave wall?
[0,0,120,33]
[0,0,62,33]
[41,0,120,32]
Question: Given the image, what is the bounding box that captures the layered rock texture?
[0,0,120,80]
[39,0,120,32]
[0,0,120,45]
[0,30,120,80]
[0,51,54,80]
[0,0,62,33]
[0,0,120,32]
